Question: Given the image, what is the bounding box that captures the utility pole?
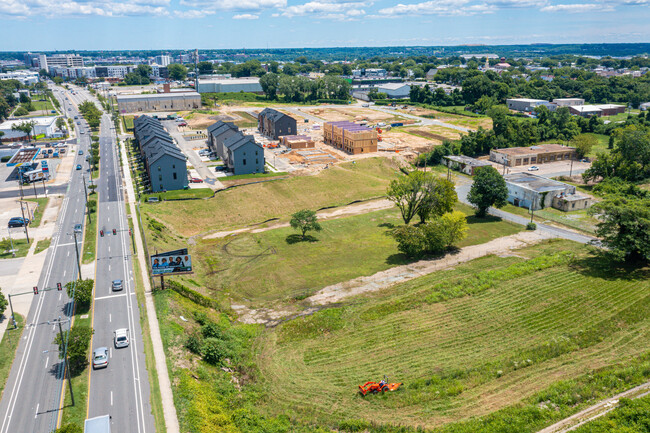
[32,180,38,198]
[19,201,30,243]
[42,178,47,197]
[57,317,75,406]
[7,226,15,258]
[18,178,24,199]
[73,231,82,280]
[569,156,574,178]
[7,294,16,329]
[82,175,91,224]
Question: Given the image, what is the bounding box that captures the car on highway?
[189,177,203,183]
[92,347,109,369]
[76,164,82,170]
[527,166,539,171]
[79,150,83,155]
[8,217,29,228]
[74,223,83,233]
[114,328,129,348]
[80,131,85,135]
[111,279,123,291]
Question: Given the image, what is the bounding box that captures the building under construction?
[323,121,377,154]
[280,135,314,149]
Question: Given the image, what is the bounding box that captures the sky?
[0,0,648,51]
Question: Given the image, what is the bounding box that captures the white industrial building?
[506,98,555,112]
[0,70,40,86]
[641,102,650,111]
[117,92,201,113]
[504,172,591,211]
[377,83,411,99]
[154,55,171,67]
[0,116,62,139]
[197,77,263,94]
[552,98,585,107]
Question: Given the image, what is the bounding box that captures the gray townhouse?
[258,108,297,140]
[207,120,265,175]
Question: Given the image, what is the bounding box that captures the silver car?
[92,347,108,369]
[114,328,129,348]
[111,279,123,291]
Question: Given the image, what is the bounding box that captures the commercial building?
[323,121,377,154]
[443,155,492,176]
[95,65,133,79]
[154,55,171,67]
[0,116,62,140]
[280,135,315,149]
[0,70,40,86]
[197,77,263,94]
[504,172,591,211]
[258,108,297,139]
[207,121,265,175]
[117,92,200,113]
[377,83,411,99]
[552,98,585,107]
[133,115,188,192]
[506,98,554,112]
[38,54,84,73]
[490,143,576,167]
[569,104,626,117]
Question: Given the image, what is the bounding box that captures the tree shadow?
[465,214,503,225]
[378,222,395,229]
[385,246,461,266]
[285,234,320,245]
[570,249,650,282]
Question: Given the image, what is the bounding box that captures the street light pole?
[73,231,82,280]
[82,175,91,224]
[19,201,30,243]
[57,317,75,406]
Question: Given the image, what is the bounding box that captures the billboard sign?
[151,248,192,275]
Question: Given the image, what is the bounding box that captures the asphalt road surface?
[0,87,94,433]
[85,112,155,432]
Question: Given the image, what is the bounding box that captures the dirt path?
[537,381,650,433]
[233,230,554,325]
[203,198,393,239]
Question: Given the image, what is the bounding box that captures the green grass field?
[35,238,51,254]
[0,239,31,259]
[141,188,214,202]
[26,197,50,228]
[256,240,650,429]
[29,99,55,114]
[142,157,402,237]
[220,171,289,183]
[0,314,24,396]
[502,203,599,234]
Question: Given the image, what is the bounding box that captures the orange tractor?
[358,376,403,397]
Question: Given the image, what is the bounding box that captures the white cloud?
[540,3,611,12]
[233,12,260,17]
[377,0,493,16]
[179,0,286,11]
[283,0,369,17]
[0,0,170,17]
[174,8,215,17]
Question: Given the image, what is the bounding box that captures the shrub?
[55,424,82,433]
[185,333,203,355]
[201,321,225,339]
[526,222,537,230]
[339,419,372,432]
[202,337,229,365]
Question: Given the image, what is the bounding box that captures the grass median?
[0,314,25,396]
[82,194,97,264]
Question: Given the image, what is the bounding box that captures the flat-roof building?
[117,92,200,113]
[504,172,591,211]
[280,135,315,149]
[197,77,263,94]
[377,83,411,99]
[490,143,576,167]
[553,98,585,107]
[569,104,626,117]
[506,98,554,112]
[443,155,492,176]
[0,116,61,139]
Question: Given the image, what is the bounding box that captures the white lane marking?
[67,251,70,257]
[108,265,111,272]
[109,348,112,358]
[45,357,49,369]
[34,404,39,419]
[94,293,127,301]
[108,246,111,253]
[63,270,67,278]
[59,293,62,301]
[57,242,75,248]
[111,391,113,406]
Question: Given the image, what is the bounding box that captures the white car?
[114,328,129,348]
[528,166,539,171]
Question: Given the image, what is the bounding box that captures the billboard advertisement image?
[151,248,192,275]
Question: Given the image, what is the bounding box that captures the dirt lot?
[304,107,414,125]
[398,106,493,130]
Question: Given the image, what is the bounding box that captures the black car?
[8,217,29,228]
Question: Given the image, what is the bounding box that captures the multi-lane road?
[0,85,155,432]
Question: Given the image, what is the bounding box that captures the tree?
[56,117,67,132]
[290,209,322,240]
[54,325,94,375]
[416,177,457,224]
[391,211,468,257]
[571,134,597,158]
[387,171,435,224]
[202,337,229,365]
[167,63,188,81]
[136,64,152,79]
[260,73,279,100]
[589,195,650,263]
[198,61,213,75]
[467,166,508,217]
[53,77,64,85]
[11,120,36,142]
[0,289,7,317]
[65,279,94,311]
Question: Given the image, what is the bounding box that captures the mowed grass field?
[255,240,650,429]
[142,157,402,237]
[191,203,521,306]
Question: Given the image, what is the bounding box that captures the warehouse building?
[197,77,263,94]
[569,104,626,117]
[443,155,492,176]
[324,121,377,154]
[117,92,200,113]
[490,143,576,167]
[207,121,265,175]
[0,116,62,140]
[506,98,554,112]
[376,83,411,99]
[552,98,585,107]
[504,172,591,211]
[258,108,297,139]
[133,115,188,192]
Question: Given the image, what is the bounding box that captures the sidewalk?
[119,138,180,433]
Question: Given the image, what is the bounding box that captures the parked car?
[111,279,123,291]
[92,347,109,369]
[74,223,82,233]
[79,150,83,155]
[528,166,539,171]
[178,122,187,127]
[114,329,129,348]
[189,177,203,183]
[8,217,29,228]
[215,165,228,171]
[76,164,82,170]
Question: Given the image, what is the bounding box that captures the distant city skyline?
[1,0,649,51]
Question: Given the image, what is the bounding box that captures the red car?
[178,122,187,127]
[189,177,203,183]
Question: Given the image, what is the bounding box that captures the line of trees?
[78,100,102,129]
[259,73,351,102]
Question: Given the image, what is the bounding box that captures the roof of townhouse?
[148,146,187,165]
[207,120,238,137]
[223,132,262,152]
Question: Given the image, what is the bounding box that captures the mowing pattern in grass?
[257,240,650,429]
[503,203,598,234]
[0,314,24,396]
[143,157,402,237]
[192,205,521,306]
[141,188,213,202]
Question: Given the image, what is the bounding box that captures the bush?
[13,106,29,116]
[55,424,82,433]
[185,333,203,355]
[201,321,225,339]
[65,279,94,312]
[54,325,94,376]
[202,337,229,365]
[526,222,537,230]
[339,419,372,432]
[0,156,10,162]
